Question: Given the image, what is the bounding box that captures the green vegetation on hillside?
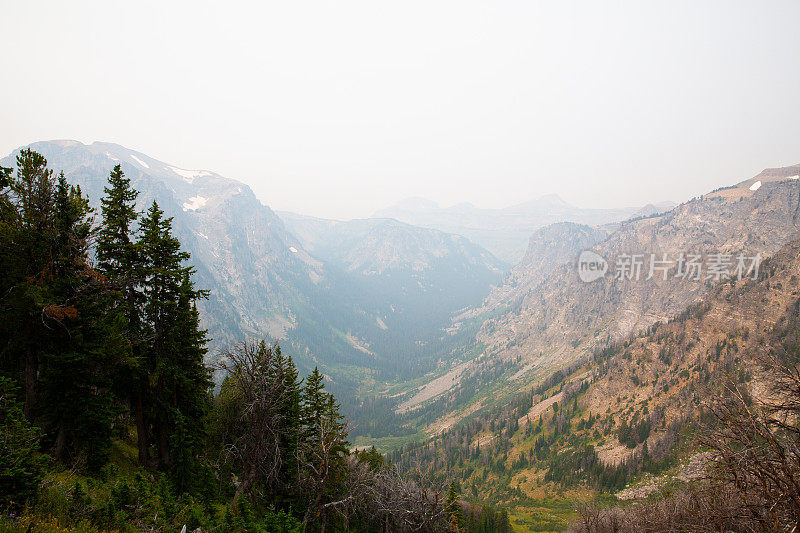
[0,152,513,532]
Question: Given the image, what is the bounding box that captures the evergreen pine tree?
[300,367,327,444]
[6,149,57,419]
[139,201,210,471]
[445,481,464,531]
[39,174,123,471]
[96,164,146,462]
[271,346,302,505]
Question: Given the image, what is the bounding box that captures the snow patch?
[197,232,209,240]
[749,180,762,191]
[130,154,149,168]
[182,196,208,211]
[105,151,119,161]
[289,246,298,253]
[169,166,211,183]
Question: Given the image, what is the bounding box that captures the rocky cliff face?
[464,222,610,319]
[1,140,324,353]
[473,169,800,376]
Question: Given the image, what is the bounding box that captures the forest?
[0,150,512,532]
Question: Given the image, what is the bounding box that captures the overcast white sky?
[1,1,799,219]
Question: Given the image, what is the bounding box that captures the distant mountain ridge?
[279,212,505,276]
[278,212,506,361]
[373,195,675,263]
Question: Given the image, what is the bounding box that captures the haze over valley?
[3,2,800,531]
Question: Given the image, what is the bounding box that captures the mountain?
[372,195,676,263]
[472,171,800,372]
[0,141,508,431]
[387,165,800,514]
[462,222,610,320]
[388,164,800,438]
[1,140,324,350]
[394,236,800,511]
[277,212,506,379]
[280,212,504,288]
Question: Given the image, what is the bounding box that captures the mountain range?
[388,163,800,445]
[7,139,797,464]
[373,195,676,263]
[0,141,503,422]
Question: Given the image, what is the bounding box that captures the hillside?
[474,171,800,373]
[391,237,800,527]
[383,167,800,453]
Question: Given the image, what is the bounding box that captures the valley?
[3,140,800,531]
[5,3,800,531]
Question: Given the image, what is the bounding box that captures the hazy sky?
[1,1,799,219]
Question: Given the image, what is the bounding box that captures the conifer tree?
[299,366,349,527]
[270,345,302,503]
[300,367,327,443]
[96,164,146,462]
[446,481,464,531]
[38,174,123,470]
[139,201,210,470]
[7,149,57,419]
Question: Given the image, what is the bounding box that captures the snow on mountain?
[182,195,209,211]
[129,154,149,168]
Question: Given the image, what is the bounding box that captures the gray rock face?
[2,140,320,354]
[472,173,800,368]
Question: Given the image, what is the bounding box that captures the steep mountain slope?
[393,238,800,509]
[373,195,674,263]
[462,222,609,319]
[280,212,505,309]
[389,166,800,437]
[0,141,501,414]
[474,172,800,372]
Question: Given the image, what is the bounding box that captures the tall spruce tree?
[6,149,57,419]
[39,174,125,471]
[96,164,147,463]
[300,367,327,444]
[270,345,302,505]
[139,201,210,471]
[299,366,349,526]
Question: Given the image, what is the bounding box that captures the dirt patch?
[596,439,630,467]
[517,391,563,426]
[616,452,711,500]
[395,360,472,414]
[427,399,485,435]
